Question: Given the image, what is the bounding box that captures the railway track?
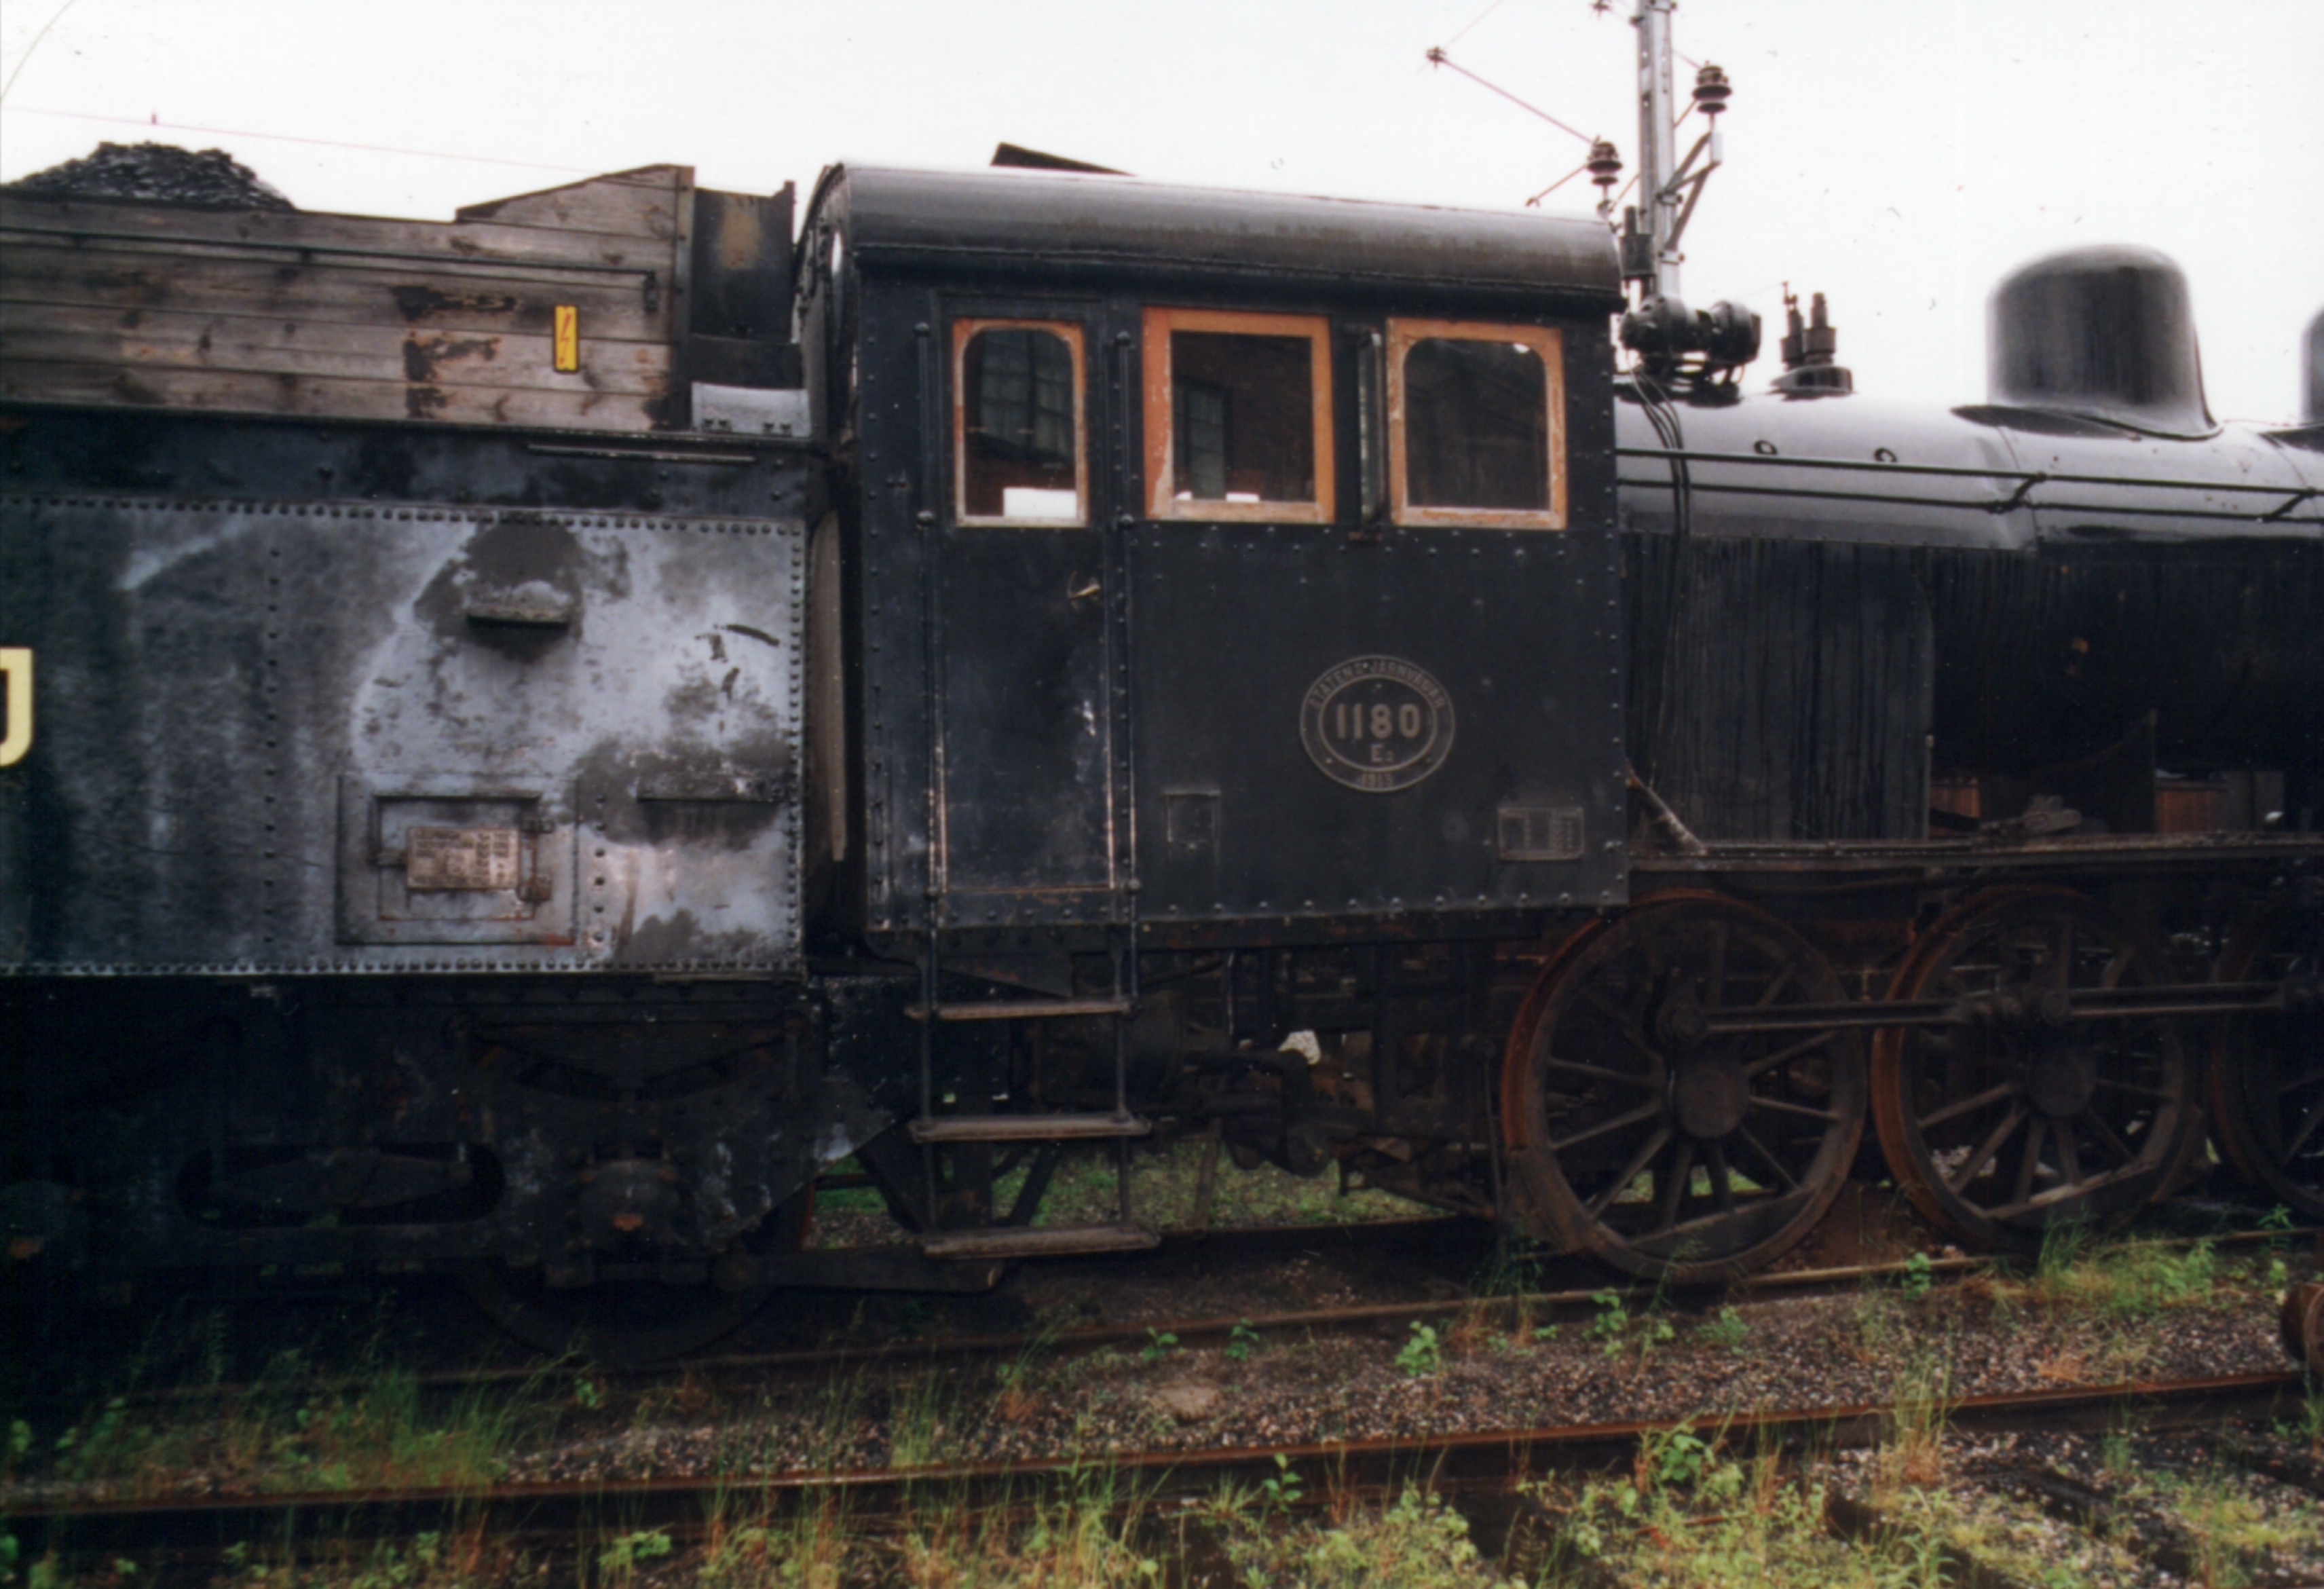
[7,1370,2312,1567]
[11,1254,2320,1582]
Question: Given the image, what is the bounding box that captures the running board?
[920,1222,1161,1261]
[908,1112,1152,1144]
[905,998,1132,1022]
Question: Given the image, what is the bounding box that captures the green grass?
[1015,1136,1420,1229]
[2015,1227,2226,1317]
[1206,1480,1516,1589]
[811,1136,1422,1244]
[17,1335,555,1499]
[1537,1427,1949,1589]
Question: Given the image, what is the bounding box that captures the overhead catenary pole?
[1634,0,1682,301]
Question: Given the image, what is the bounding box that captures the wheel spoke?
[2276,1067,2324,1098]
[1915,1080,2019,1131]
[1741,1030,1834,1081]
[2078,1107,2136,1165]
[2010,1118,2046,1209]
[2284,1097,2324,1161]
[1580,986,1662,1067]
[1706,1142,1737,1214]
[1946,1103,2027,1193]
[2050,918,2074,990]
[2054,1117,2084,1186]
[1753,964,1797,1009]
[1549,1100,1664,1155]
[1584,1126,1673,1219]
[1653,1138,1695,1233]
[1539,1055,1659,1091]
[1733,1125,1801,1193]
[1747,1095,1840,1124]
[1704,923,1729,1010]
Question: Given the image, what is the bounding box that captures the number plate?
[1298,655,1456,793]
[405,825,523,891]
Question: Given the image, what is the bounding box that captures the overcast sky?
[4,0,2319,423]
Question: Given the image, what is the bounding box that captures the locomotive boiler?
[2,105,2319,1354]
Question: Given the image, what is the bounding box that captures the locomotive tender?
[2,128,2319,1351]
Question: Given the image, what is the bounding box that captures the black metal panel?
[1926,538,2324,774]
[0,494,806,973]
[846,286,937,935]
[1628,535,1934,842]
[689,185,796,343]
[1131,524,1626,918]
[936,527,1116,910]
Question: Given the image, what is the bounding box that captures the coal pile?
[4,143,293,210]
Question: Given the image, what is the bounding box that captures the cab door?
[927,308,1122,926]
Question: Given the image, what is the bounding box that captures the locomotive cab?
[795,164,1630,954]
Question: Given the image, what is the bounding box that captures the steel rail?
[78,1225,2318,1407]
[8,1370,2307,1553]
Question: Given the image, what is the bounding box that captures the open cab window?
[1142,307,1335,524]
[1387,320,1566,529]
[954,319,1087,526]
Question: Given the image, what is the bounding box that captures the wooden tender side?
[1,164,795,433]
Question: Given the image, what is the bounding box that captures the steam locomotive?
[2,136,2318,1356]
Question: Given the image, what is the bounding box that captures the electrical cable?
[1440,0,1508,51]
[0,0,80,106]
[1,104,592,173]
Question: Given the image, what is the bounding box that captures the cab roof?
[804,164,1623,310]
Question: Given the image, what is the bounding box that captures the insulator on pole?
[1691,62,1731,121]
[1588,139,1624,200]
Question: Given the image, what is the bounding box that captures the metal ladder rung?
[908,1112,1152,1145]
[906,997,1132,1022]
[920,1222,1160,1261]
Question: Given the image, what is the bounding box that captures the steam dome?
[1987,245,2212,436]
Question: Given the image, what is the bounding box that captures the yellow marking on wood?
[0,648,31,766]
[552,304,580,372]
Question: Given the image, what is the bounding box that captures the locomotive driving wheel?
[1871,888,2196,1252]
[2207,903,2324,1221]
[1501,892,1867,1284]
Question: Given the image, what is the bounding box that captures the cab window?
[1142,307,1335,523]
[954,320,1087,525]
[1387,319,1565,528]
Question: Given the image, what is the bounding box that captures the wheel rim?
[1503,892,1867,1284]
[1871,888,2194,1250]
[2209,905,2324,1220]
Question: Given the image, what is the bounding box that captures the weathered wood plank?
[453,166,689,240]
[0,195,683,273]
[0,249,671,344]
[0,311,671,395]
[2,358,674,430]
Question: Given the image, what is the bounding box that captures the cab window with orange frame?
[1387,319,1566,529]
[1142,307,1335,523]
[954,319,1087,526]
